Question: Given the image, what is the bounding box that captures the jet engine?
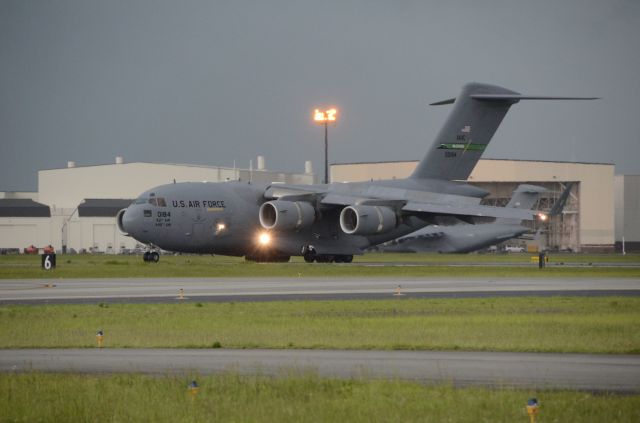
[116,209,128,235]
[259,200,316,231]
[340,205,396,235]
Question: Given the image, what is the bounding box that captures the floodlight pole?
[324,120,328,184]
[314,108,337,184]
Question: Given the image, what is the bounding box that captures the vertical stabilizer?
[411,83,519,181]
[410,83,597,181]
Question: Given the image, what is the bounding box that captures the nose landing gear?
[143,251,160,263]
[302,245,316,263]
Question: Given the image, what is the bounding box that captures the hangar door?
[0,224,38,249]
[92,224,115,253]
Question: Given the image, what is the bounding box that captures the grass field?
[2,256,638,420]
[1,297,638,353]
[1,253,639,279]
[1,372,638,422]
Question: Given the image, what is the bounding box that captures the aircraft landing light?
[258,232,271,246]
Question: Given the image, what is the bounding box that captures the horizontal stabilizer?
[470,94,600,102]
[430,94,599,106]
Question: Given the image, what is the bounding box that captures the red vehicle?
[24,245,38,254]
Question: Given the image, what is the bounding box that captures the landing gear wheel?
[143,251,159,262]
[302,246,317,263]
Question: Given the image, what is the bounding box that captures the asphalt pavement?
[2,348,638,392]
[1,276,638,304]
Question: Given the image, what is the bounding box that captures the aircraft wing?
[402,201,538,221]
[264,184,326,199]
[266,184,538,221]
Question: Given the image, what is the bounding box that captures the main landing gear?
[143,251,160,263]
[245,254,291,263]
[302,246,353,263]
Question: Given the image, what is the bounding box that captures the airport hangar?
[0,156,637,254]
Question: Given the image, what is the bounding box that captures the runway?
[2,348,638,392]
[1,277,639,304]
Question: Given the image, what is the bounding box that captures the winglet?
[430,98,456,106]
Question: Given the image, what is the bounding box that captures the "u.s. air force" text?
[171,200,226,208]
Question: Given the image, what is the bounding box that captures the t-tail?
[410,82,598,181]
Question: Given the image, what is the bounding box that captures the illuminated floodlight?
[538,213,548,222]
[313,108,338,123]
[216,223,226,232]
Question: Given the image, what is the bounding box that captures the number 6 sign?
[41,253,56,270]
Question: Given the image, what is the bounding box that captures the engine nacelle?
[340,205,396,235]
[116,209,128,235]
[259,200,316,231]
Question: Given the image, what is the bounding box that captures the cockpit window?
[148,197,167,207]
[134,198,147,205]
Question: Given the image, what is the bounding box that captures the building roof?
[77,199,133,217]
[332,158,614,167]
[0,199,51,217]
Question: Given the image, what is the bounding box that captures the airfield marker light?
[313,107,339,184]
[258,232,271,246]
[188,380,199,400]
[96,330,104,348]
[526,398,539,423]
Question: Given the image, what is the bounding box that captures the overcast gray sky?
[1,0,639,191]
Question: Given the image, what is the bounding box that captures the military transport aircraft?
[117,83,596,263]
[374,184,547,254]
